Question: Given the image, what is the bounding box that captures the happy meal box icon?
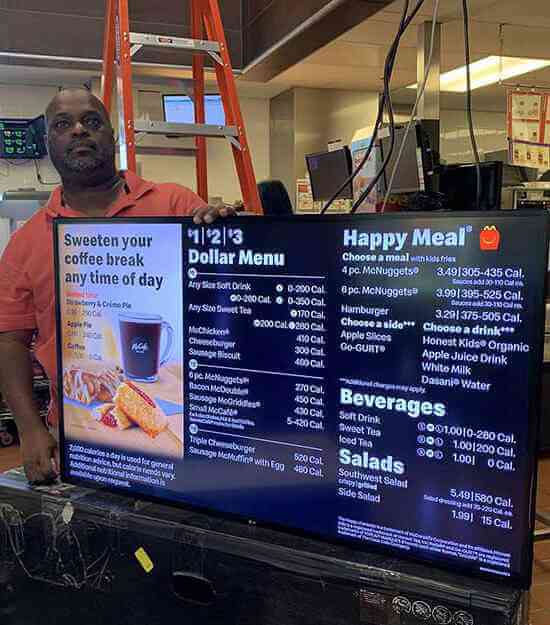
[479,226,500,251]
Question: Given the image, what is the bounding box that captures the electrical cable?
[382,0,441,210]
[320,0,426,214]
[348,0,429,214]
[462,0,481,209]
[321,0,410,214]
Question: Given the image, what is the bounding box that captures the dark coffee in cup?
[119,313,174,382]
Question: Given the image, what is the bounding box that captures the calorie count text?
[293,451,325,479]
[435,287,523,302]
[443,487,515,531]
[434,309,521,324]
[288,380,327,435]
[272,280,328,371]
[419,422,517,444]
[435,265,524,280]
[418,422,517,473]
[448,509,513,531]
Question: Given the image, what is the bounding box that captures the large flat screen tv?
[54,212,548,588]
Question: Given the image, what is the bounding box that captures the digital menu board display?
[54,213,548,587]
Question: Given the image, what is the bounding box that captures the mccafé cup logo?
[131,338,149,354]
[479,226,500,251]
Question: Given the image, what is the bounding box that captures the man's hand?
[192,204,237,225]
[20,425,59,485]
[0,330,56,484]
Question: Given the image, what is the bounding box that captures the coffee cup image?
[119,312,174,383]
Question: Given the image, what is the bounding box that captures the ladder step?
[129,32,220,53]
[134,120,239,139]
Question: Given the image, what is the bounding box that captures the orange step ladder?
[101,0,263,213]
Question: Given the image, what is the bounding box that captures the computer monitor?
[440,161,503,210]
[484,149,538,186]
[305,147,353,201]
[0,115,47,159]
[378,123,435,195]
[163,94,225,126]
[502,164,527,187]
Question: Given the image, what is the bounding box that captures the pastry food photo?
[62,359,181,457]
[63,362,124,405]
[94,403,134,430]
[114,381,168,438]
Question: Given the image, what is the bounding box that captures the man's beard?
[49,139,117,183]
[62,152,104,174]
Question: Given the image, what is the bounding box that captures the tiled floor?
[1,445,550,622]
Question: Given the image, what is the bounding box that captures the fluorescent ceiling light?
[407,56,550,92]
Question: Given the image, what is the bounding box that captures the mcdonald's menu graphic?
[55,212,548,587]
[480,226,501,251]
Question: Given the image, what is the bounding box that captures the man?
[0,88,234,484]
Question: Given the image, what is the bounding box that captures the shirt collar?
[45,170,154,218]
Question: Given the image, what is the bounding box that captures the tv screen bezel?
[53,212,548,590]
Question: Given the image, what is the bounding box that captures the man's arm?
[0,331,58,483]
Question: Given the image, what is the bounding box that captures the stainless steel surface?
[1,191,51,202]
[269,90,296,209]
[135,146,198,157]
[134,120,239,138]
[0,191,50,223]
[129,33,220,54]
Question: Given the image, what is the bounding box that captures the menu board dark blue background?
[56,212,548,588]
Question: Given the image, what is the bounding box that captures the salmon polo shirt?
[0,170,206,426]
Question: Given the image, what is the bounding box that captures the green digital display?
[0,116,47,159]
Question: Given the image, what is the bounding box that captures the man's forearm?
[0,332,43,435]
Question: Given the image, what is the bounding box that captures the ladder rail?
[101,0,263,213]
[129,33,220,53]
[101,0,116,113]
[115,0,137,172]
[134,120,238,138]
[191,0,208,202]
[200,0,262,212]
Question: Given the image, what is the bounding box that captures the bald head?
[45,88,116,186]
[46,88,111,128]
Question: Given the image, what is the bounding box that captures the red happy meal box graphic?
[479,226,500,251]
